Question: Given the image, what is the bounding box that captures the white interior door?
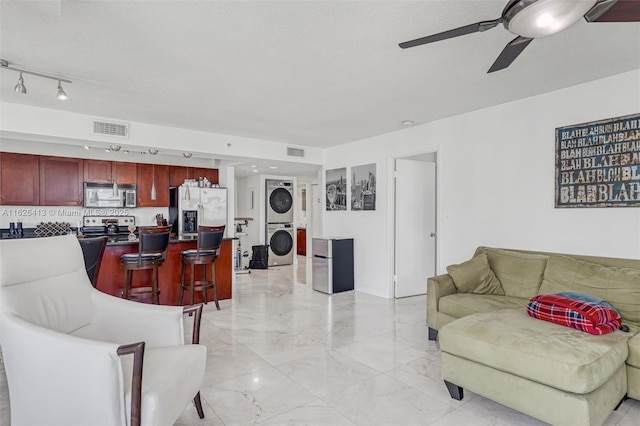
[395,159,436,298]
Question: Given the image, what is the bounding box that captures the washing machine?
[266,179,293,223]
[266,223,294,266]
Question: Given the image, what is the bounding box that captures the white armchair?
[0,235,207,426]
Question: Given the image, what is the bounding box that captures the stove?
[82,216,136,238]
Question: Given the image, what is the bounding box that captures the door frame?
[388,149,441,298]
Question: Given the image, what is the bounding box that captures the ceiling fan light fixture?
[505,0,597,38]
[536,12,553,28]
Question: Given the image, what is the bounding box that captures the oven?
[82,215,136,242]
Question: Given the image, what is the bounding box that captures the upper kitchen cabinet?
[0,152,40,205]
[137,163,169,207]
[169,166,190,187]
[169,166,219,187]
[192,167,219,185]
[113,162,137,184]
[84,159,112,183]
[39,156,83,206]
[84,160,137,184]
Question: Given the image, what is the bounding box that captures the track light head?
[14,72,26,94]
[57,81,68,100]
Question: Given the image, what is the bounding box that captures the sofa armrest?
[1,314,127,426]
[427,274,457,329]
[89,289,185,348]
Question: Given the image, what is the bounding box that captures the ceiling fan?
[399,0,640,73]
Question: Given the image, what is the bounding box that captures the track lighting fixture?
[1,58,71,100]
[183,152,192,158]
[148,149,159,155]
[57,81,68,100]
[14,72,26,94]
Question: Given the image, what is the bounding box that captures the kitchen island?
[96,236,233,305]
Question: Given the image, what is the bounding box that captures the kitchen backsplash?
[0,206,169,229]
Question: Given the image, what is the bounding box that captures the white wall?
[235,174,261,250]
[0,102,324,165]
[0,205,168,229]
[323,69,640,299]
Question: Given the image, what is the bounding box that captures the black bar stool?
[179,225,225,309]
[79,236,108,288]
[121,226,171,304]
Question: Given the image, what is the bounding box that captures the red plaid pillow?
[527,294,622,335]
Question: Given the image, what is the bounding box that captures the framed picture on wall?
[351,163,376,211]
[555,113,640,208]
[326,168,347,211]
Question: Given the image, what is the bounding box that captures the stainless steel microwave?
[84,183,137,208]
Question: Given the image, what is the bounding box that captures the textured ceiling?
[1,0,639,150]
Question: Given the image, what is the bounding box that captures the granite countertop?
[103,235,236,246]
[0,233,235,245]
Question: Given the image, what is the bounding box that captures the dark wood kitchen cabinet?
[137,163,169,207]
[113,162,137,184]
[169,166,219,187]
[192,167,219,185]
[84,160,137,185]
[169,166,190,187]
[0,152,40,205]
[297,228,306,256]
[84,159,112,183]
[39,156,83,206]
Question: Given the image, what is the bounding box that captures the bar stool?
[78,236,108,288]
[179,225,225,309]
[121,225,171,304]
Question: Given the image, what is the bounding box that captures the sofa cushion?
[482,248,548,299]
[439,294,528,319]
[439,309,629,394]
[627,330,640,368]
[539,255,640,323]
[446,253,504,295]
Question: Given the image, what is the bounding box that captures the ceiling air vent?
[92,120,129,138]
[287,147,304,157]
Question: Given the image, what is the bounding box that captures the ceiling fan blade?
[585,0,640,22]
[487,36,533,73]
[399,19,501,49]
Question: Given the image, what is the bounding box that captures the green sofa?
[427,246,640,426]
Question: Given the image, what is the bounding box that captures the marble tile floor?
[175,257,640,426]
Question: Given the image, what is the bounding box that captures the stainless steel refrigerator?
[169,186,227,237]
[312,238,354,294]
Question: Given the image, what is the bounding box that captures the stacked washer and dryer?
[265,179,294,266]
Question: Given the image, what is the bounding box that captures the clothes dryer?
[266,180,293,223]
[266,223,294,266]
